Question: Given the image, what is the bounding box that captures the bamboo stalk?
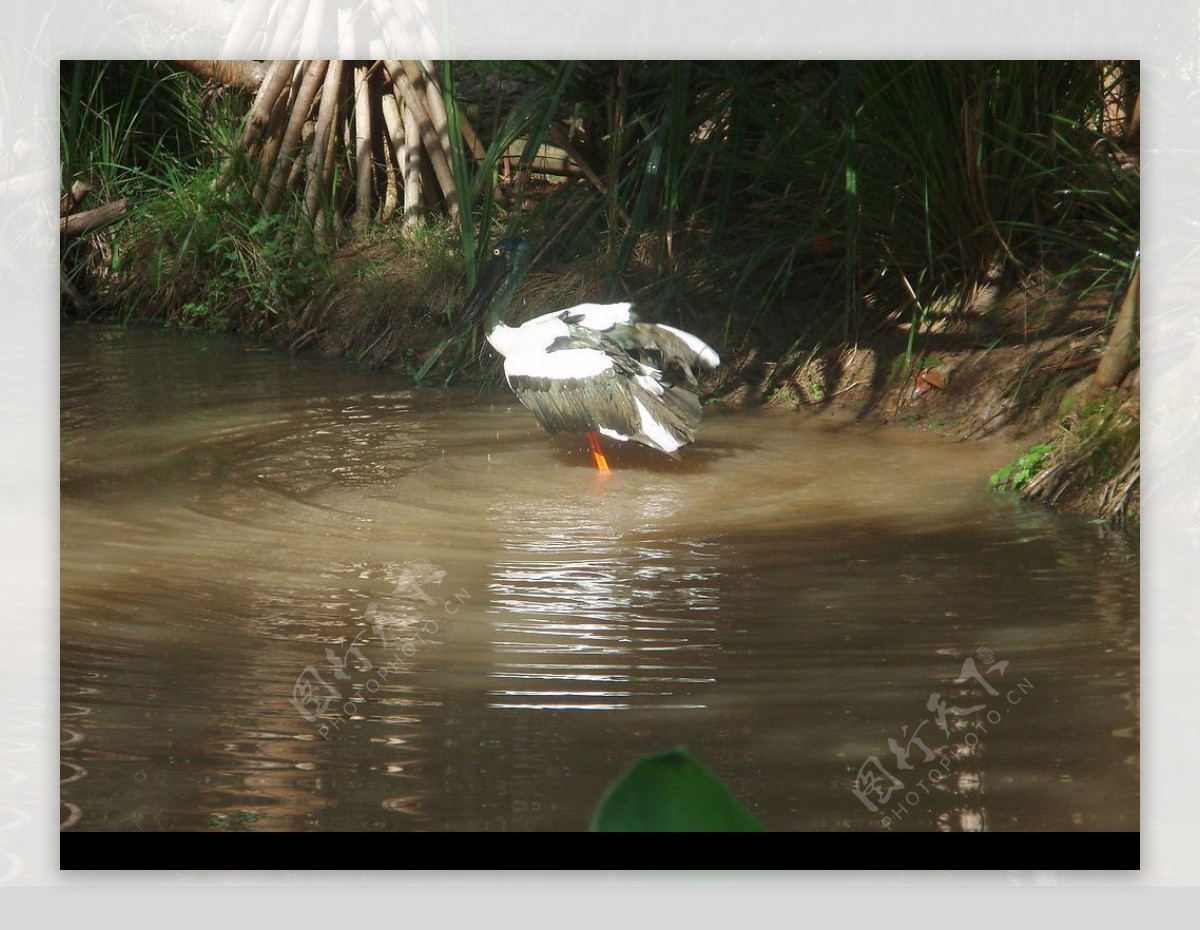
[304,59,343,227]
[379,77,405,222]
[221,57,291,193]
[353,63,374,230]
[385,60,458,220]
[401,98,422,227]
[261,59,328,217]
[319,86,341,245]
[422,60,484,164]
[286,118,314,191]
[380,134,398,222]
[237,58,295,151]
[253,60,303,200]
[412,60,455,168]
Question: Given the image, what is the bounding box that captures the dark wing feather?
[555,312,717,386]
[509,311,715,453]
[509,368,643,438]
[509,368,704,453]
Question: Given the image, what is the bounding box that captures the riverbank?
[64,224,1138,527]
[714,279,1139,525]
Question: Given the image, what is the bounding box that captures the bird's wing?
[549,313,719,387]
[504,348,643,440]
[557,303,635,330]
[503,343,703,454]
[512,302,633,332]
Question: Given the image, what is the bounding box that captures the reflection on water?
[487,488,722,710]
[61,324,1139,832]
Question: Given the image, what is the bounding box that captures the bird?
[449,236,720,470]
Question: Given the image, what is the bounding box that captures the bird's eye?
[494,248,502,258]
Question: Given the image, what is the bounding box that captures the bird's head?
[490,236,532,274]
[457,236,532,333]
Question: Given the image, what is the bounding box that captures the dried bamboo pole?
[401,97,422,227]
[304,60,343,227]
[60,198,129,237]
[379,78,405,222]
[422,59,484,163]
[261,59,328,217]
[253,60,303,200]
[353,63,374,230]
[385,60,458,220]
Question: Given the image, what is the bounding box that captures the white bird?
[450,237,720,469]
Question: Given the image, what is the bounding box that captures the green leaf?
[591,747,765,832]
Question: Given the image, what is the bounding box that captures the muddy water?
[61,325,1138,832]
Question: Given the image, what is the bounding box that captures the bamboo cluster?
[225,59,483,245]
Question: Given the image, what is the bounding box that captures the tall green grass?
[62,61,315,327]
[61,61,242,203]
[418,60,1136,390]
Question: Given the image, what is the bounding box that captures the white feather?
[486,319,568,358]
[559,303,634,330]
[503,347,614,382]
[655,323,720,368]
[633,397,682,453]
[634,372,663,396]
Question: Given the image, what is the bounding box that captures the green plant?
[111,164,332,332]
[591,747,764,832]
[990,442,1055,491]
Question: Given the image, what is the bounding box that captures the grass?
[111,167,332,333]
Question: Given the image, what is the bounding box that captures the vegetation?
[991,443,1056,493]
[59,59,1139,523]
[591,747,764,831]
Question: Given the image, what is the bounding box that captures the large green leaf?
[590,747,765,832]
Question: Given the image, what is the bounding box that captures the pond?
[61,325,1139,832]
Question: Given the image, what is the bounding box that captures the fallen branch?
[60,199,129,237]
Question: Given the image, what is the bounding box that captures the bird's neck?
[488,259,529,325]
